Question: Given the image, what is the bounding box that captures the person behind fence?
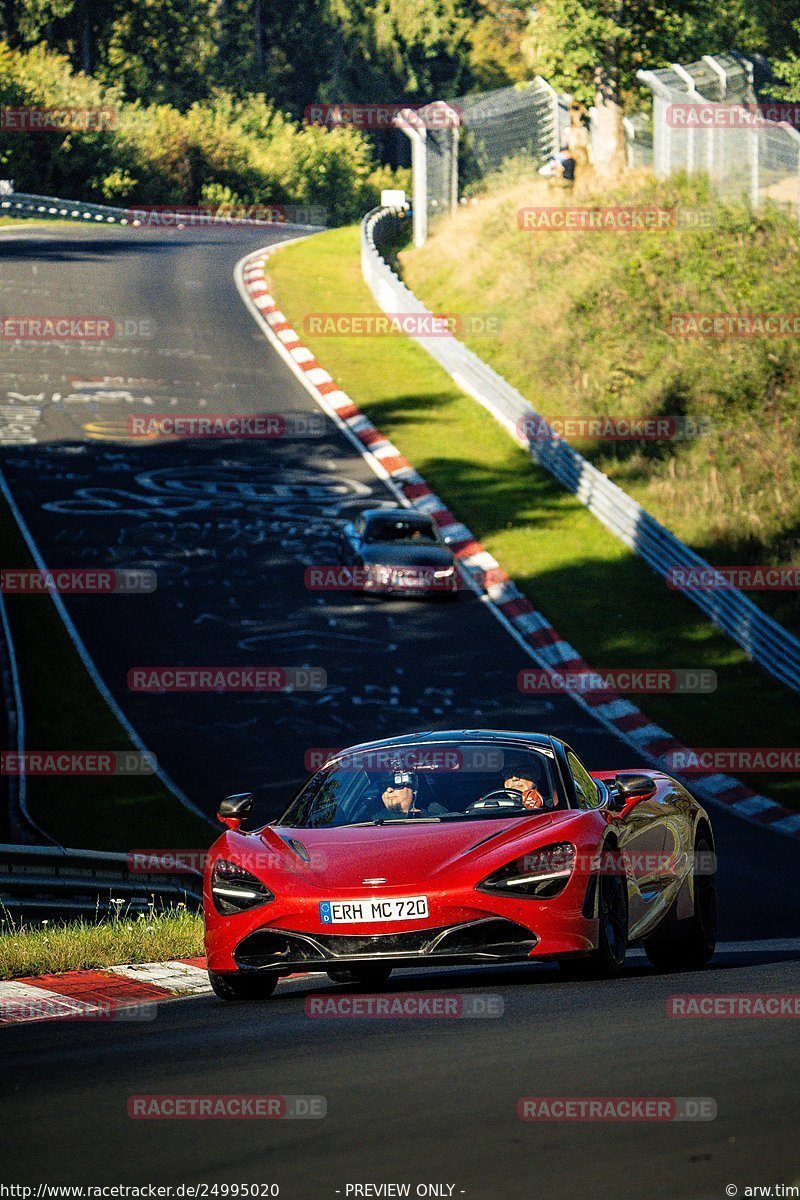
[539,143,576,188]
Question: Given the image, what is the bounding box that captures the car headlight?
[211,859,274,915]
[365,565,392,585]
[477,842,576,899]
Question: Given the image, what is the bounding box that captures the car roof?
[361,508,434,524]
[328,729,558,757]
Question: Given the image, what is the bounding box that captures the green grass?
[267,225,800,810]
[0,907,203,980]
[0,492,214,850]
[0,218,73,227]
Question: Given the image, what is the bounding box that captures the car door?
[566,750,666,938]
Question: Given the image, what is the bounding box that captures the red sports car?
[203,731,717,1000]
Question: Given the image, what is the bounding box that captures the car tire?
[559,862,628,980]
[326,965,393,989]
[208,970,278,1001]
[644,834,717,971]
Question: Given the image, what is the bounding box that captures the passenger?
[373,771,448,818]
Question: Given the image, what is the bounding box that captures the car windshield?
[277,742,565,828]
[364,517,437,544]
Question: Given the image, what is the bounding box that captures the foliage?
[522,0,772,108]
[0,40,405,220]
[764,19,800,101]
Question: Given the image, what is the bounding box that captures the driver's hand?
[521,788,544,810]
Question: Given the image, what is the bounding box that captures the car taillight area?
[211,859,275,916]
[477,842,576,899]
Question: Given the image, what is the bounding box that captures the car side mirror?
[217,792,254,830]
[609,774,657,816]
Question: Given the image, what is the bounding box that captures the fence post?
[750,123,760,207]
[670,63,700,174]
[395,108,428,247]
[535,76,562,158]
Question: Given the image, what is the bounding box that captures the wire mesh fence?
[639,55,800,218]
[400,79,570,239]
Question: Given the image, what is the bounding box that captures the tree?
[100,0,217,106]
[764,19,800,100]
[467,0,530,89]
[522,0,771,178]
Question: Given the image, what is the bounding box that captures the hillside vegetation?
[400,171,800,631]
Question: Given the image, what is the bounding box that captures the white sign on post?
[380,189,408,209]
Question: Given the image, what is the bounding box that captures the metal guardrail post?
[0,842,203,924]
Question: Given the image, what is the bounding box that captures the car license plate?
[319,896,428,924]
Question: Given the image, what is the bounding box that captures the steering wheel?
[465,788,528,814]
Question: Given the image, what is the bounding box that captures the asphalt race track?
[1,227,799,1199]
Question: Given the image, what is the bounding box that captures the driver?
[501,755,549,811]
[373,771,447,819]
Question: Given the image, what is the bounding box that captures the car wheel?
[326,965,393,989]
[559,862,628,979]
[644,833,717,971]
[208,970,278,1001]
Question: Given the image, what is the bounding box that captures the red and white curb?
[0,958,327,1026]
[0,958,210,1026]
[236,246,800,843]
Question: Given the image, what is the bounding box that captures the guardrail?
[361,206,800,694]
[0,843,202,925]
[0,191,325,229]
[0,589,55,844]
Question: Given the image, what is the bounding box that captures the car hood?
[359,542,454,568]
[248,812,581,888]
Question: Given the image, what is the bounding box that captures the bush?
[0,41,405,223]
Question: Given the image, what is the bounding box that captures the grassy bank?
[0,490,213,850]
[267,226,799,810]
[0,907,203,979]
[400,171,800,634]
